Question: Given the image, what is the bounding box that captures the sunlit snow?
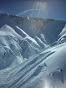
[0,13,66,88]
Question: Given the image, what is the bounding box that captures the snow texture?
[0,13,66,88]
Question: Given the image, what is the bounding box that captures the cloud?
[17,9,40,16]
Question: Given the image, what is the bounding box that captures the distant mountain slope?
[0,13,66,44]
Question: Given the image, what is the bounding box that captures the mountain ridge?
[0,13,66,44]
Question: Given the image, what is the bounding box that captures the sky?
[0,0,66,21]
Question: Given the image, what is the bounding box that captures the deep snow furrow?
[6,52,48,82]
[8,51,54,88]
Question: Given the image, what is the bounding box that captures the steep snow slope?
[0,24,43,70]
[0,24,23,69]
[0,42,66,88]
[58,25,66,43]
[35,36,47,48]
[0,14,66,88]
[40,34,47,44]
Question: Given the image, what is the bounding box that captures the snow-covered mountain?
[58,25,66,43]
[0,13,66,44]
[0,24,42,70]
[0,13,66,88]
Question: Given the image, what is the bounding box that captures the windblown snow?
[0,13,66,88]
